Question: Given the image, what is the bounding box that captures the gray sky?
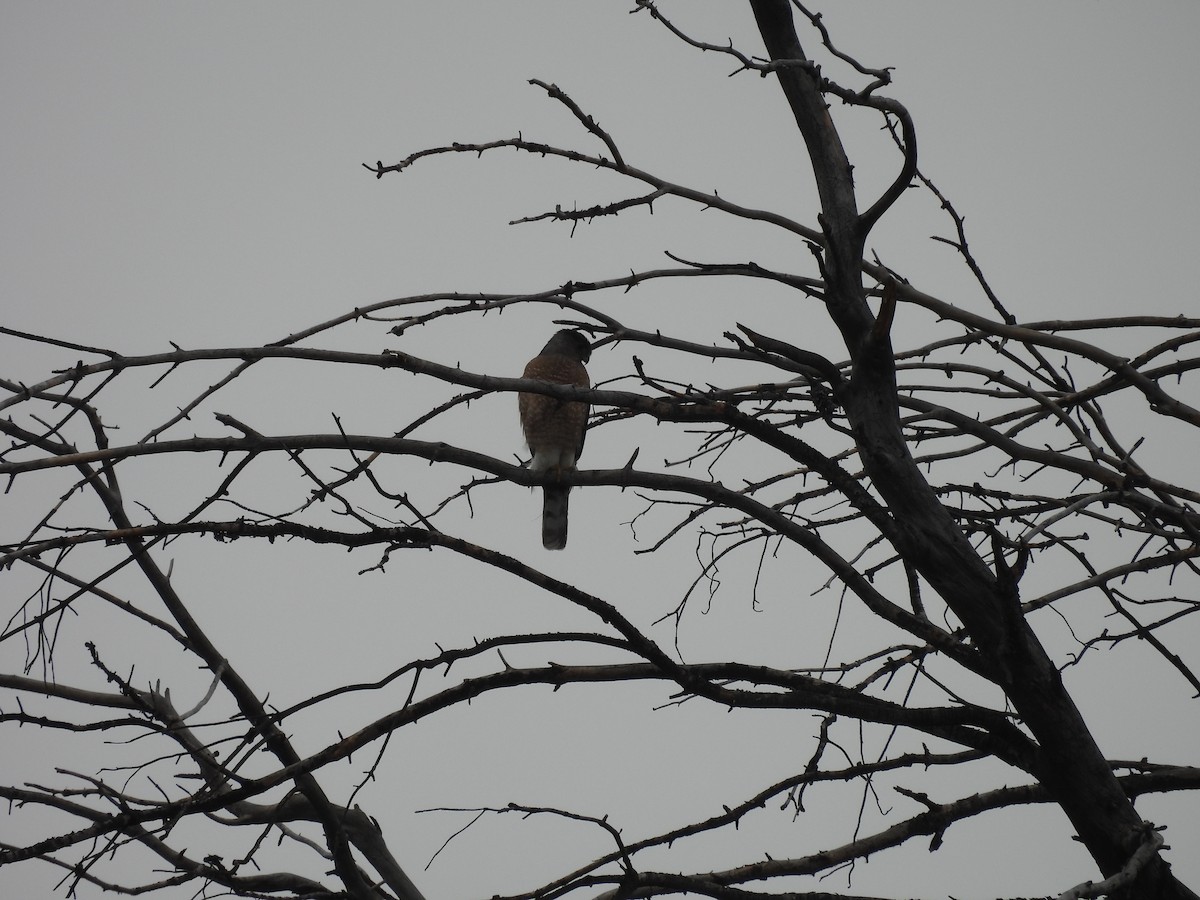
[2,4,1198,898]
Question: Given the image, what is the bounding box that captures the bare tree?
[2,3,1198,899]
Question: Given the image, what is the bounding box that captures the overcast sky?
[2,4,1198,899]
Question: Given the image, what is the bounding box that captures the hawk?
[518,330,592,549]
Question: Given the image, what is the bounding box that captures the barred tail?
[542,486,570,550]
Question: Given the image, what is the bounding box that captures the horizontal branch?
[610,766,1200,895]
[0,427,970,667]
[366,134,821,242]
[871,268,1200,428]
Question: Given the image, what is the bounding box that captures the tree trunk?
[749,2,1197,895]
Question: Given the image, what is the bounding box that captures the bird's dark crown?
[541,329,592,363]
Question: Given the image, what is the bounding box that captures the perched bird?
[518,330,592,549]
